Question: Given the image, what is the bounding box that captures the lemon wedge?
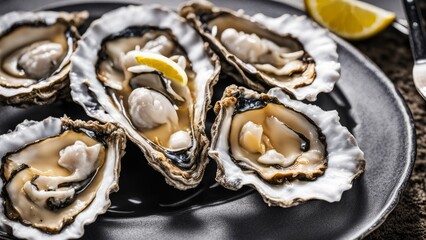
[305,0,396,40]
[135,52,188,86]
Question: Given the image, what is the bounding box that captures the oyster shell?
[180,0,340,101]
[209,85,365,207]
[0,11,88,107]
[70,5,220,190]
[0,116,126,239]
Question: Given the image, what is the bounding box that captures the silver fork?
[403,0,426,100]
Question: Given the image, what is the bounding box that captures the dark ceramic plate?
[0,0,416,239]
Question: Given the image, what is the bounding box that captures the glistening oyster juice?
[71,5,221,190]
[180,0,340,101]
[0,0,367,239]
[0,117,126,239]
[105,141,253,217]
[102,76,360,217]
[0,11,88,107]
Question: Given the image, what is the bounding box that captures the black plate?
[0,0,416,239]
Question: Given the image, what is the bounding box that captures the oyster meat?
[0,117,125,239]
[70,5,220,190]
[0,11,88,107]
[209,85,365,207]
[180,0,340,101]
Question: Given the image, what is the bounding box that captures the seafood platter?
[0,1,366,239]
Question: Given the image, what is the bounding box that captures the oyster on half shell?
[209,85,365,207]
[70,5,220,190]
[0,117,126,240]
[180,0,340,101]
[0,11,88,107]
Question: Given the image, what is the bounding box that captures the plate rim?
[330,35,417,238]
[1,0,418,239]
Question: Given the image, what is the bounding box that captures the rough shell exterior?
[0,11,88,107]
[70,5,220,190]
[209,85,365,207]
[0,117,126,240]
[180,0,340,101]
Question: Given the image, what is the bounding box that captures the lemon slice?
[305,0,396,40]
[135,52,188,86]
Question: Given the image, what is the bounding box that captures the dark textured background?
[0,0,424,238]
[360,2,426,239]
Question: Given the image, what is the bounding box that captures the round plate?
[0,1,416,239]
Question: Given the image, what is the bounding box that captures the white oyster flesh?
[28,141,101,191]
[180,1,340,101]
[0,117,125,240]
[128,87,179,129]
[251,13,341,101]
[209,86,365,207]
[70,5,220,190]
[20,140,101,218]
[0,11,88,106]
[238,119,299,168]
[209,16,317,90]
[141,35,175,54]
[121,48,192,150]
[238,121,266,154]
[258,149,294,167]
[17,41,64,79]
[169,130,192,150]
[229,102,327,182]
[221,28,302,71]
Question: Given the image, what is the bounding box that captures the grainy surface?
[355,8,426,239]
[0,0,423,239]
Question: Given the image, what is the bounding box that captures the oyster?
[0,11,88,107]
[70,5,220,190]
[180,0,340,101]
[0,117,126,239]
[209,85,365,207]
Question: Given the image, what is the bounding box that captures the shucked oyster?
[180,0,340,101]
[209,85,365,207]
[0,11,88,107]
[70,5,220,190]
[0,117,125,239]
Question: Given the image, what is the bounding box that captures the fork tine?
[413,62,426,99]
[403,0,426,100]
